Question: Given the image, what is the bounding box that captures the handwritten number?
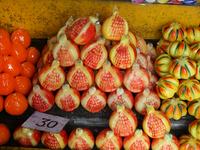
[47,121,58,128]
[36,118,58,128]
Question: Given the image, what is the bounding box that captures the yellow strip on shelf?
[0,146,49,150]
[0,0,199,40]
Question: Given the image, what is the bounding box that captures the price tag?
[22,111,69,134]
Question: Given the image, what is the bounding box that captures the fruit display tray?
[0,39,195,150]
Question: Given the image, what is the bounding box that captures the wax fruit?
[109,104,138,137]
[179,134,200,150]
[160,97,187,120]
[55,84,81,112]
[28,85,55,112]
[109,35,137,69]
[96,128,123,150]
[167,41,191,58]
[68,128,95,150]
[188,99,200,119]
[151,132,179,150]
[162,22,187,42]
[188,119,200,140]
[41,129,68,149]
[107,87,134,111]
[169,56,196,79]
[134,88,161,115]
[135,48,148,69]
[136,35,147,54]
[154,53,172,77]
[123,129,150,150]
[80,36,108,69]
[67,59,94,91]
[148,71,158,91]
[184,27,200,45]
[39,60,66,91]
[123,63,150,93]
[142,105,171,138]
[13,125,41,147]
[95,60,123,92]
[81,86,107,113]
[146,43,157,61]
[177,78,200,101]
[127,30,137,47]
[69,15,98,45]
[156,74,179,99]
[156,38,171,55]
[53,34,80,67]
[57,16,74,40]
[102,6,128,41]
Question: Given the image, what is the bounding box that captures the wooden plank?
[0,0,199,39]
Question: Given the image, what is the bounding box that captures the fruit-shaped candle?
[179,134,200,150]
[135,88,161,115]
[156,38,171,55]
[136,35,147,54]
[67,59,94,91]
[41,129,68,149]
[142,105,171,138]
[107,87,134,111]
[190,43,200,61]
[184,27,200,45]
[189,119,200,140]
[154,53,172,77]
[147,71,159,91]
[53,34,80,67]
[162,22,187,42]
[146,43,157,61]
[55,84,81,112]
[156,74,179,99]
[68,128,95,150]
[39,60,66,91]
[123,63,150,93]
[127,30,137,47]
[135,48,148,69]
[123,129,150,150]
[188,98,200,119]
[28,85,55,112]
[160,97,187,120]
[69,15,98,45]
[177,78,200,101]
[95,60,123,92]
[81,86,107,113]
[96,128,123,150]
[167,41,191,58]
[13,125,41,147]
[57,16,74,40]
[81,36,108,70]
[109,104,138,137]
[109,35,137,69]
[102,6,128,41]
[169,56,196,79]
[151,132,179,150]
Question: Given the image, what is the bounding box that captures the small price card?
[22,111,69,134]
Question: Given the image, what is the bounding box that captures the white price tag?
[22,111,69,134]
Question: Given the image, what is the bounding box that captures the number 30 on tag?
[22,111,69,134]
